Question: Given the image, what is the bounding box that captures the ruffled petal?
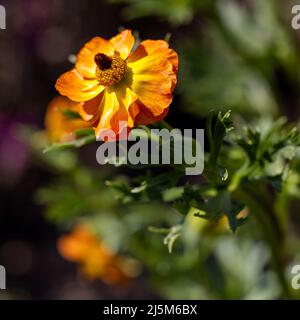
[127,40,178,116]
[56,69,104,102]
[110,29,135,60]
[129,100,169,126]
[78,92,104,121]
[128,40,178,69]
[128,71,173,116]
[75,37,115,79]
[94,85,138,140]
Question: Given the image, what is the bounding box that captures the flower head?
[57,225,139,285]
[55,29,178,140]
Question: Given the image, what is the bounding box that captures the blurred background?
[1,0,300,299]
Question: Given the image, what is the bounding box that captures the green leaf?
[234,118,300,186]
[173,185,204,215]
[193,190,246,232]
[148,226,171,234]
[43,134,96,153]
[207,110,234,167]
[74,128,95,137]
[162,187,184,202]
[61,109,82,120]
[236,127,260,163]
[225,202,247,233]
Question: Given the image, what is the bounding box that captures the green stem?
[159,120,174,131]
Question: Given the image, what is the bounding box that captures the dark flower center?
[94,52,127,87]
[94,53,112,70]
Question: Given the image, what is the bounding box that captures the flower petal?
[94,89,119,140]
[56,69,104,102]
[110,29,135,60]
[58,225,104,263]
[75,37,115,78]
[129,100,169,126]
[78,92,104,121]
[45,96,91,142]
[128,72,173,116]
[128,40,178,70]
[127,40,178,116]
[114,84,138,128]
[94,85,138,140]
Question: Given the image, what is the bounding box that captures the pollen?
[94,52,127,87]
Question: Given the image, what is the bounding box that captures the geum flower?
[58,225,140,285]
[55,29,178,140]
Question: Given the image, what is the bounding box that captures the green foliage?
[34,0,300,299]
[108,0,213,26]
[39,106,300,299]
[178,0,299,118]
[43,131,96,153]
[229,118,300,191]
[207,110,234,167]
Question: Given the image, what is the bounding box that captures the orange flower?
[55,29,178,140]
[45,96,91,142]
[57,225,139,285]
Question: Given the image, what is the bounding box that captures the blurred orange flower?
[57,225,139,285]
[45,96,91,142]
[55,29,178,140]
